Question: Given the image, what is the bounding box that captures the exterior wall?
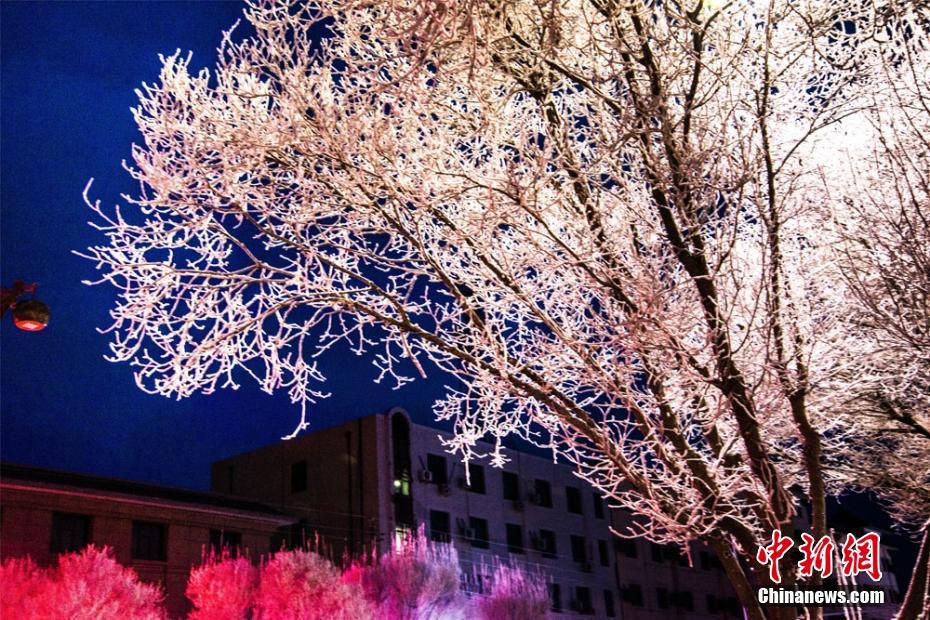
[212,408,743,619]
[610,534,739,619]
[0,477,288,618]
[212,413,387,561]
[406,422,619,618]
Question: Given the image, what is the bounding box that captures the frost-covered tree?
[253,549,370,620]
[82,1,930,617]
[186,553,258,620]
[821,34,930,617]
[473,563,550,620]
[0,547,165,620]
[345,528,464,620]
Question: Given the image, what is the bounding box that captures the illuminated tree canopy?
[82,1,929,617]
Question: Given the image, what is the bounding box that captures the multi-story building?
[213,406,740,619]
[0,463,293,617]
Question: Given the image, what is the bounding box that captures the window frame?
[131,520,167,562]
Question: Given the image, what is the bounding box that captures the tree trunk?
[896,523,930,620]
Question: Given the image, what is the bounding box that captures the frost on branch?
[186,552,258,620]
[473,562,550,620]
[345,527,464,620]
[82,1,930,617]
[0,547,166,620]
[254,549,370,620]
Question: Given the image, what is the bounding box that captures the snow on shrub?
[0,546,165,620]
[254,549,370,620]
[0,556,53,618]
[186,553,257,620]
[474,563,550,620]
[348,529,465,620]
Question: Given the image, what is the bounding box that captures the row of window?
[549,584,616,617]
[49,511,239,562]
[619,584,740,614]
[423,454,605,517]
[428,510,611,566]
[614,538,725,572]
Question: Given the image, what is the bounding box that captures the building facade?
[212,407,740,619]
[0,463,293,617]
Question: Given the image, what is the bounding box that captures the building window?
[506,523,524,554]
[707,594,718,614]
[623,584,644,607]
[604,590,616,617]
[290,460,308,494]
[391,413,415,530]
[469,516,489,549]
[131,521,166,561]
[574,586,593,615]
[566,486,583,514]
[593,493,605,519]
[700,550,722,570]
[464,463,485,494]
[616,538,638,558]
[426,453,448,485]
[657,587,669,609]
[50,512,91,555]
[549,583,562,613]
[209,529,242,557]
[598,539,610,566]
[571,535,587,563]
[429,510,451,543]
[502,471,519,501]
[533,479,552,508]
[534,529,557,558]
[672,591,694,611]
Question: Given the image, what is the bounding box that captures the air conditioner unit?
[437,483,451,496]
[512,499,525,511]
[464,528,476,540]
[418,470,434,484]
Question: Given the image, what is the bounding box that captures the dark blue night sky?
[1,0,449,490]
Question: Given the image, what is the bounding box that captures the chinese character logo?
[756,530,794,583]
[841,532,882,582]
[756,530,882,583]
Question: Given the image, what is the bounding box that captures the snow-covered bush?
[0,556,53,618]
[254,549,370,620]
[0,547,165,620]
[347,529,464,620]
[474,563,550,620]
[186,553,257,620]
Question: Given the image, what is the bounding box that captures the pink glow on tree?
[474,563,549,620]
[0,547,165,620]
[346,528,464,620]
[186,552,258,620]
[253,549,370,620]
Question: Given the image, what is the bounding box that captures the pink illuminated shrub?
[0,556,53,618]
[348,530,464,620]
[474,564,550,620]
[253,549,370,620]
[186,554,257,620]
[0,546,165,620]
